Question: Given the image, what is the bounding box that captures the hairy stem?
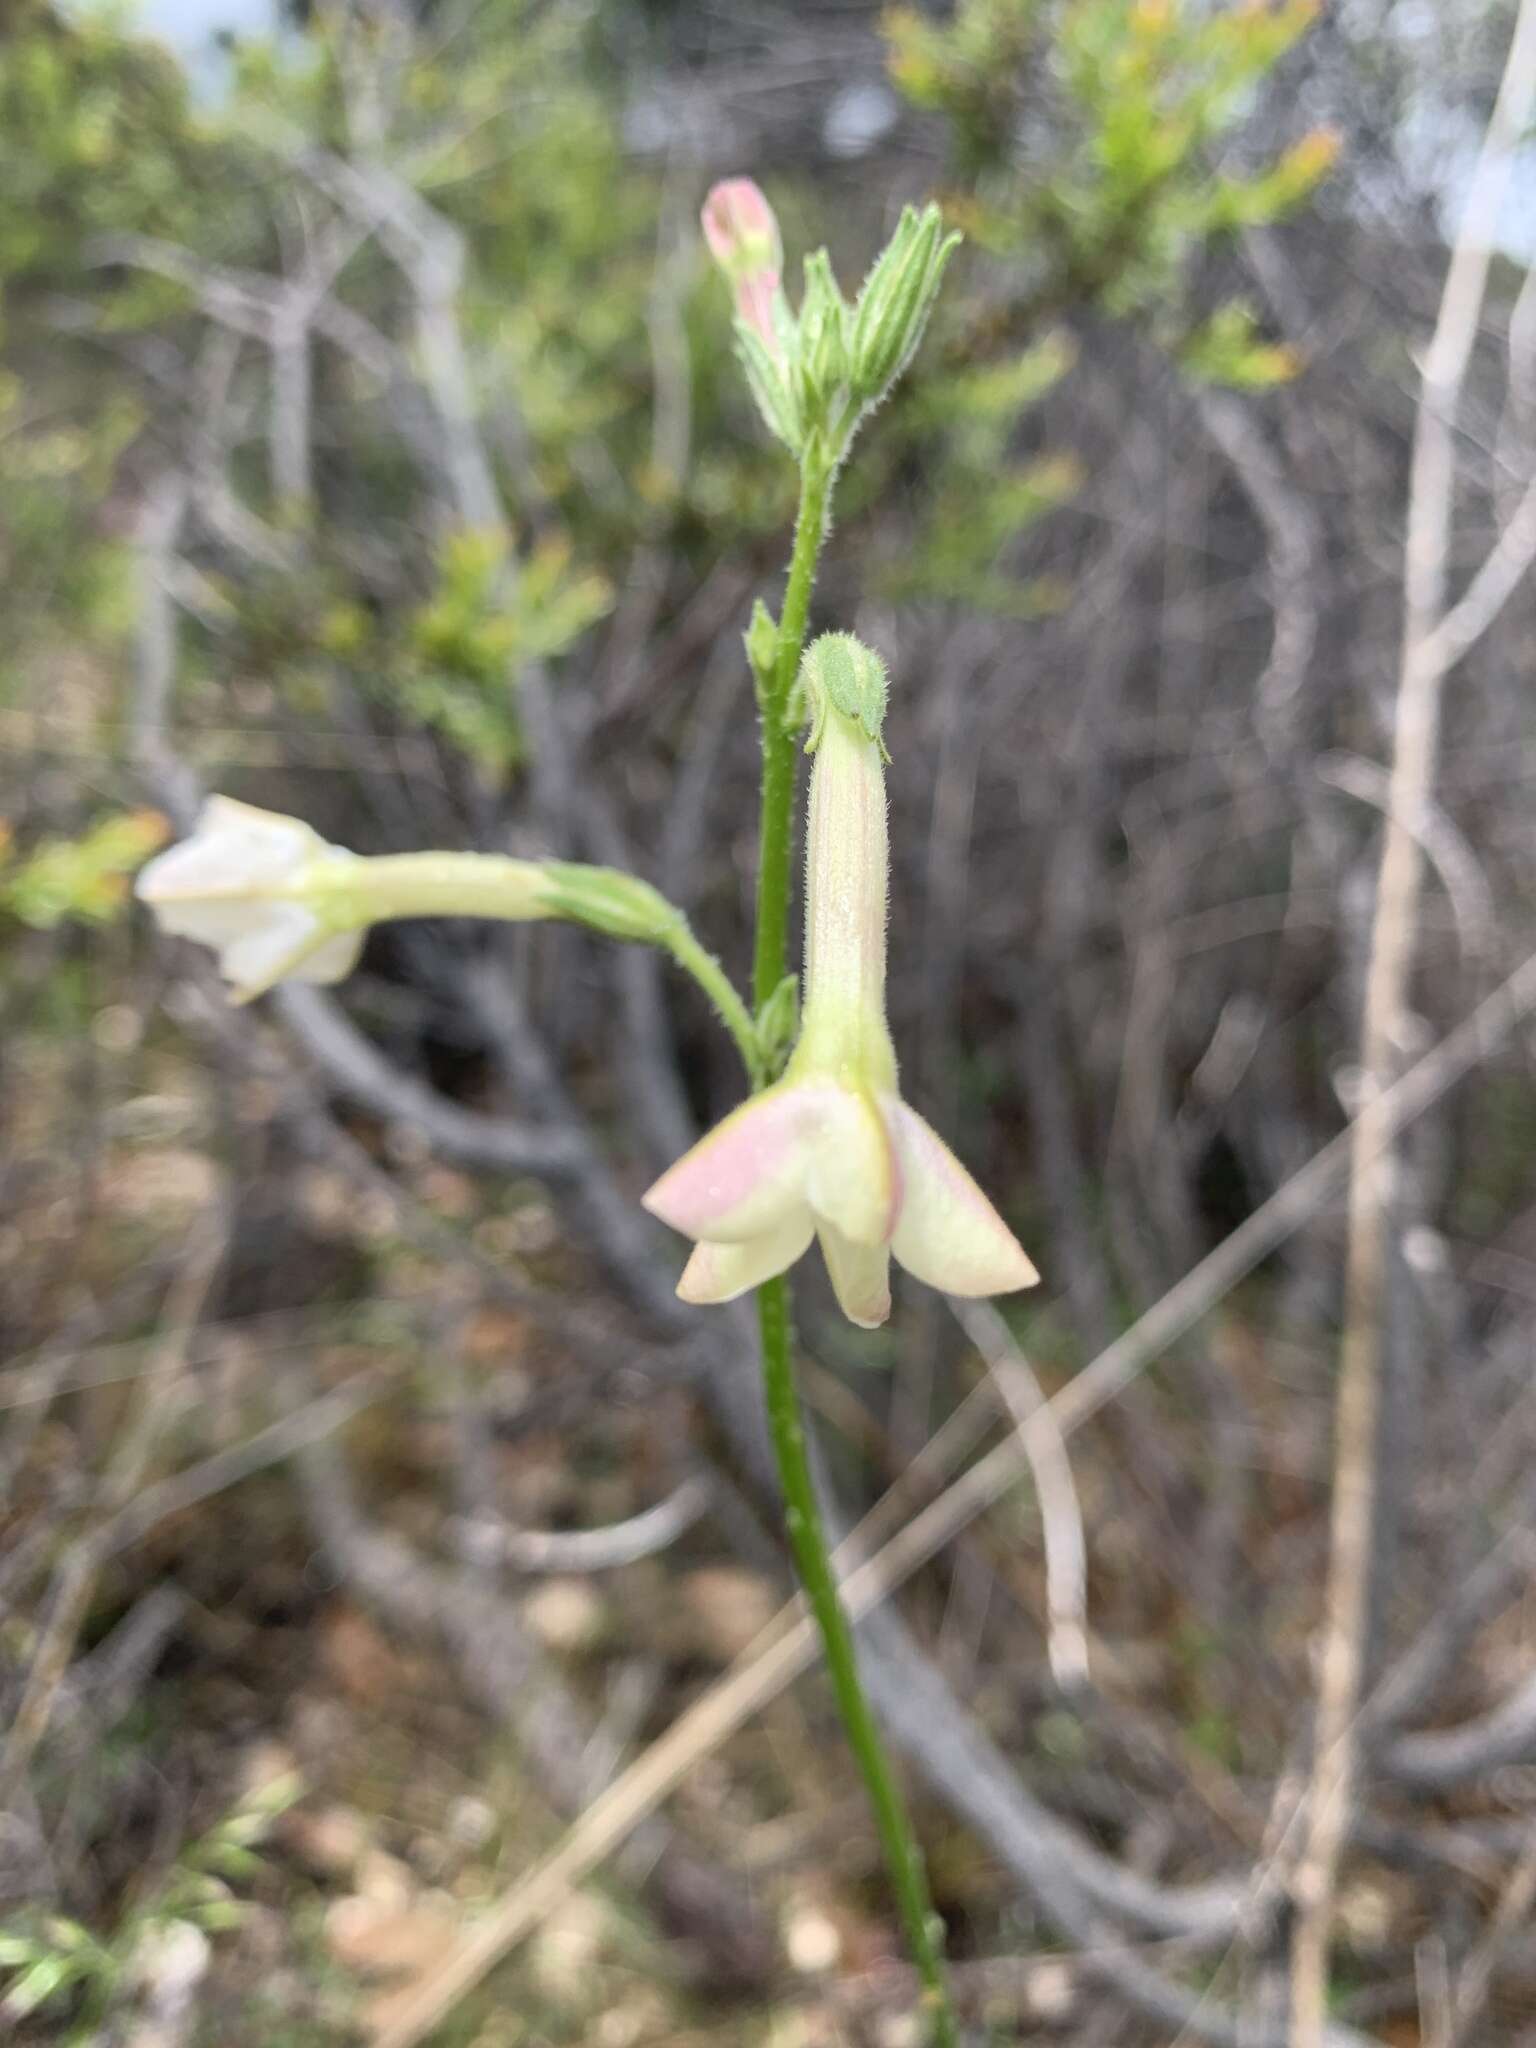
[663,921,764,1087]
[752,438,832,1010]
[756,1275,957,2047]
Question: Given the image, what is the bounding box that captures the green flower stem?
[756,1275,957,2048]
[747,438,958,2048]
[752,437,833,1011]
[300,850,764,1088]
[662,921,765,1089]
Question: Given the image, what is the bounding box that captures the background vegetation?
[4,1,1536,2042]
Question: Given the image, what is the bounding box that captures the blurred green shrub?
[869,0,1335,607]
[886,0,1335,321]
[0,810,168,929]
[0,1768,300,2039]
[0,0,1334,798]
[394,530,613,773]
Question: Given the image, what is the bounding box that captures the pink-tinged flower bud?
[701,178,784,352]
[644,637,1038,1327]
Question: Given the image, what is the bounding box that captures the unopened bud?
[849,203,960,407]
[745,599,779,694]
[794,249,852,426]
[702,179,784,351]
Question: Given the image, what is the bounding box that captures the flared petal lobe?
[287,928,365,988]
[641,1080,828,1244]
[803,1086,899,1247]
[816,1224,891,1329]
[885,1098,1039,1298]
[219,906,330,1002]
[677,1212,816,1306]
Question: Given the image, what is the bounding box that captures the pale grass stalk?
[1288,4,1536,2035]
[949,1295,1089,1692]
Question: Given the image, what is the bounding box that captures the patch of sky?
[64,0,277,91]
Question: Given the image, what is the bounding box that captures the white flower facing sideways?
[134,797,367,1003]
[133,796,568,1004]
[644,635,1038,1328]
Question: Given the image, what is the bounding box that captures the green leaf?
[1180,300,1300,389]
[3,1950,82,2019]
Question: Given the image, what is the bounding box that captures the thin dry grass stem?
[1287,5,1536,2035]
[453,1475,710,1573]
[0,1213,227,1811]
[949,1294,1090,1692]
[1445,1825,1536,2045]
[102,1373,383,1560]
[1414,1936,1452,2048]
[1315,753,1495,969]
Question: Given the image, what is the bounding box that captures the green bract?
[755,971,801,1079]
[745,596,780,696]
[848,203,961,409]
[798,632,891,755]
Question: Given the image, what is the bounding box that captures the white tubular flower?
[134,796,364,1004]
[136,801,706,1011]
[643,636,1038,1328]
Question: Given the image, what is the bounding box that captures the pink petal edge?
[642,1082,831,1244]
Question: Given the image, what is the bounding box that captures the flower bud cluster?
[703,182,960,463]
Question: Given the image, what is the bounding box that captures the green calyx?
[793,249,853,432]
[734,317,803,454]
[755,970,801,1078]
[795,632,890,758]
[539,861,683,944]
